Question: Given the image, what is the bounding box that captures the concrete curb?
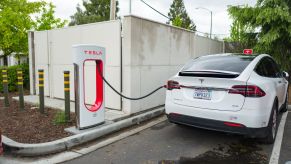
[3,107,165,156]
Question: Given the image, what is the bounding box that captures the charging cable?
[97,65,166,100]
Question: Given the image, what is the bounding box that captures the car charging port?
[166,80,181,90]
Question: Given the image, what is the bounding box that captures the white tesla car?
[165,54,289,143]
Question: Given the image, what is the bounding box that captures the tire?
[281,92,289,113]
[174,122,184,126]
[263,101,278,144]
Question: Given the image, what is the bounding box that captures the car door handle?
[278,81,282,84]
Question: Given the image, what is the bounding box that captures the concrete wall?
[122,16,223,114]
[29,16,223,114]
[29,20,122,110]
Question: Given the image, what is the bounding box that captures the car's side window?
[264,58,277,78]
[255,58,268,77]
[255,57,280,78]
[269,59,282,78]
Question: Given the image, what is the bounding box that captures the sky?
[30,0,257,38]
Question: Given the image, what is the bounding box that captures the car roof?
[199,53,260,59]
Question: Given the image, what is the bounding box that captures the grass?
[53,111,67,125]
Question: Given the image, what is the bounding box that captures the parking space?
[1,110,290,164]
[64,119,275,164]
[279,111,291,164]
[0,108,289,164]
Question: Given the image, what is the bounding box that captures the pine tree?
[168,0,196,31]
[69,0,119,26]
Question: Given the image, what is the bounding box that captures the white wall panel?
[51,65,74,100]
[32,16,223,114]
[34,31,49,65]
[80,22,121,67]
[122,16,224,114]
[33,21,122,110]
[194,35,211,56]
[104,66,121,109]
[137,21,171,66]
[33,31,50,96]
[122,66,140,114]
[169,28,192,65]
[139,66,171,111]
[49,28,81,65]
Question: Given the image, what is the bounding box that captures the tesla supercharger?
[73,44,105,129]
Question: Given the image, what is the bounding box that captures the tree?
[227,19,247,42]
[228,0,291,73]
[172,16,183,27]
[0,0,44,65]
[168,0,196,31]
[69,0,119,26]
[34,2,67,31]
[224,15,258,53]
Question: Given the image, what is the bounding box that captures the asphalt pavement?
[1,110,290,164]
[279,110,291,164]
[63,119,274,164]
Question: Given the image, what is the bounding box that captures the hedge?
[0,64,30,92]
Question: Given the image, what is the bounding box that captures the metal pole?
[64,71,70,122]
[38,69,44,114]
[129,0,132,14]
[110,0,116,20]
[196,7,213,39]
[2,69,9,107]
[17,69,24,110]
[74,63,80,128]
[28,31,36,95]
[210,11,213,39]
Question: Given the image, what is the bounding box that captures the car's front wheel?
[263,101,278,144]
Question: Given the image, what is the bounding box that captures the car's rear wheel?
[263,101,278,144]
[281,92,289,113]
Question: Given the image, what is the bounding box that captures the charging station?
[73,44,105,129]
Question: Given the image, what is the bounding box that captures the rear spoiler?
[179,71,240,78]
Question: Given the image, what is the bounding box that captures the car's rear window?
[181,54,255,73]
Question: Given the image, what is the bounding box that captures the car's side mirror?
[282,71,289,78]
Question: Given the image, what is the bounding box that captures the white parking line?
[269,111,289,164]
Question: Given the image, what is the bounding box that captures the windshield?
[181,54,256,74]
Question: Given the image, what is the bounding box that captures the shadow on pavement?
[159,139,268,164]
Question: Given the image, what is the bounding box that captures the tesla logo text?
[199,79,204,84]
[84,50,102,55]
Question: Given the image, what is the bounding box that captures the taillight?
[224,122,245,128]
[229,85,266,97]
[167,80,180,90]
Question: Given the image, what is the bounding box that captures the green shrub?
[53,111,67,125]
[0,64,30,92]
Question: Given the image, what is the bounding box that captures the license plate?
[193,89,212,100]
